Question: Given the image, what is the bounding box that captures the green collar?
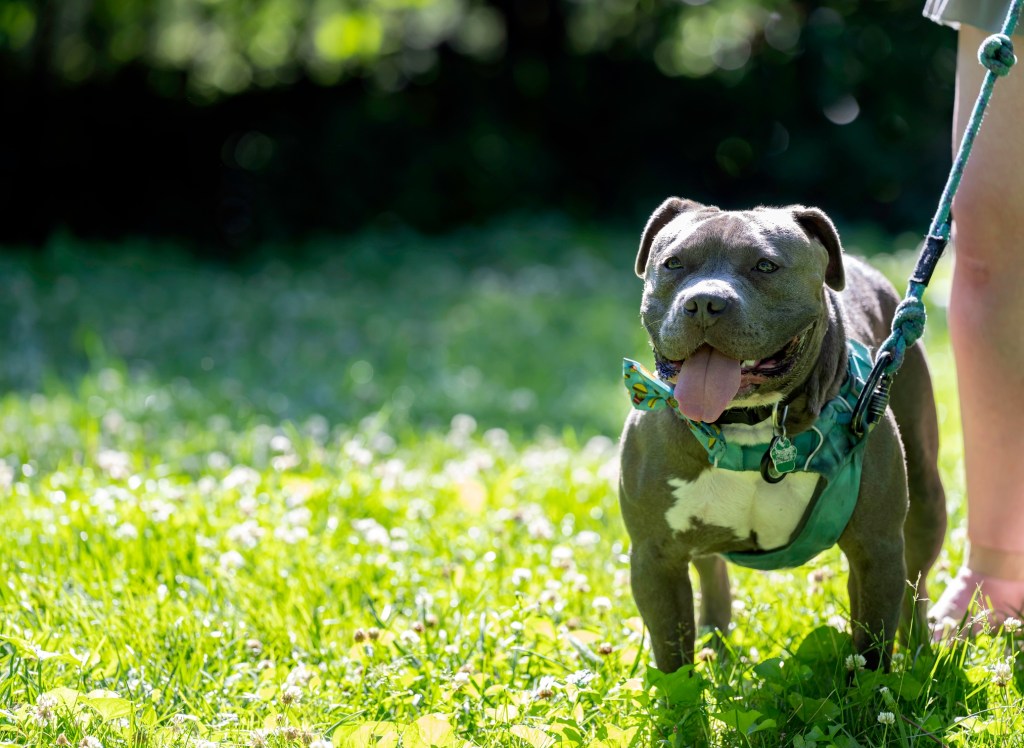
[623,340,875,569]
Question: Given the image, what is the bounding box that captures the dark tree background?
[0,0,956,256]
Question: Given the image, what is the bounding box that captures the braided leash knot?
[979,34,1016,76]
[879,297,926,375]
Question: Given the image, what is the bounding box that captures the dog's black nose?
[683,292,729,320]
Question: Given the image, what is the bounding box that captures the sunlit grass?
[1,223,1021,746]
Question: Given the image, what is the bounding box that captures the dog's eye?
[755,259,779,273]
[664,256,683,270]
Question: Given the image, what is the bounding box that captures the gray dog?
[618,198,947,672]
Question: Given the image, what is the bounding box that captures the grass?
[0,218,1022,747]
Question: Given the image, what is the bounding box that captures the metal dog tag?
[769,435,798,474]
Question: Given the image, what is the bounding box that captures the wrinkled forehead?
[658,209,807,251]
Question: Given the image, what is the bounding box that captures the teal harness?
[623,340,876,570]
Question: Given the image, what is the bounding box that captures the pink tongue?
[673,345,742,423]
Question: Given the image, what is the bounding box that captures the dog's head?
[635,198,846,423]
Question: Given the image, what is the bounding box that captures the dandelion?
[877,711,896,726]
[1004,617,1022,633]
[845,653,867,671]
[592,596,612,612]
[991,657,1013,687]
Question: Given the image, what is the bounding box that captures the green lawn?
[0,222,1021,747]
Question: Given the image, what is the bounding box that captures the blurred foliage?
[3,0,926,99]
[3,0,813,98]
[1,0,956,250]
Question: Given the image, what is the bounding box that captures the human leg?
[929,23,1024,627]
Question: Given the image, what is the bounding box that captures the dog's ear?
[635,198,712,278]
[793,207,845,291]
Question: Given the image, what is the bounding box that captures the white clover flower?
[877,711,896,726]
[452,671,471,688]
[156,584,169,603]
[223,465,261,490]
[279,684,303,705]
[533,675,558,699]
[284,507,312,527]
[218,550,245,571]
[568,573,590,593]
[0,462,13,489]
[845,653,867,671]
[352,518,390,546]
[32,693,58,726]
[1003,617,1022,633]
[511,568,532,586]
[400,629,421,645]
[96,450,132,479]
[273,524,309,544]
[79,737,103,748]
[309,740,333,748]
[551,546,574,568]
[991,658,1013,687]
[227,520,265,549]
[270,435,293,453]
[286,664,314,687]
[575,530,601,547]
[143,499,175,523]
[113,522,138,540]
[565,669,596,687]
[592,596,612,612]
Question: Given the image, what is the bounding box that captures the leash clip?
[851,351,893,437]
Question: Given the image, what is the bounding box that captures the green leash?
[852,0,1022,434]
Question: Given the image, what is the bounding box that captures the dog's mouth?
[659,333,805,423]
[738,334,804,385]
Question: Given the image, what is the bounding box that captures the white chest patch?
[666,466,819,551]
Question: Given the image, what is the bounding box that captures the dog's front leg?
[840,532,906,671]
[631,541,695,672]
